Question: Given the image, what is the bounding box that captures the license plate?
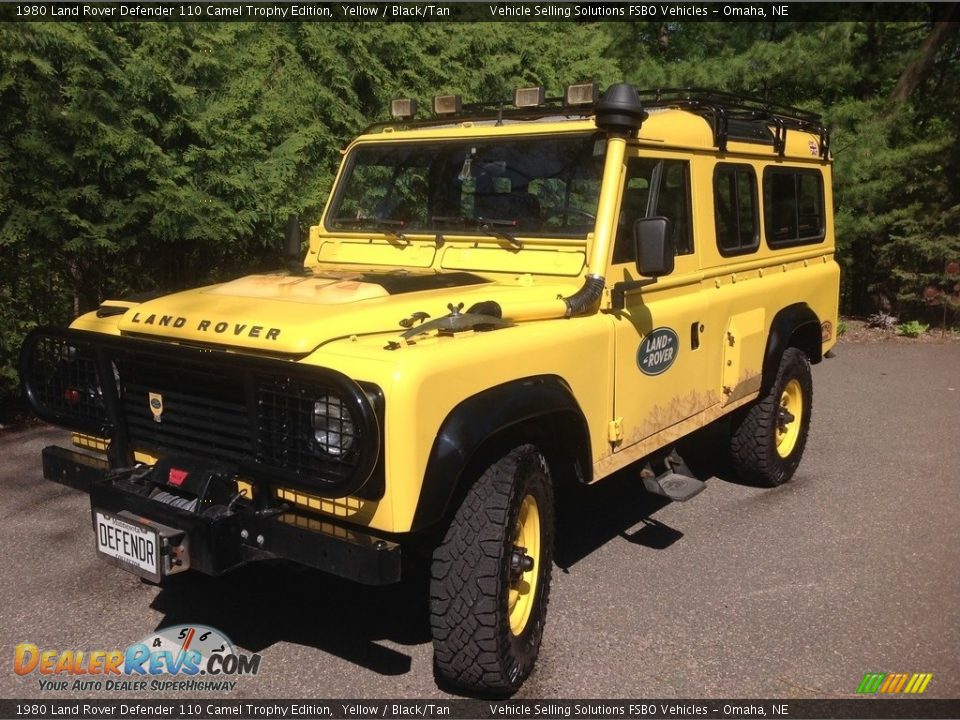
[94,511,160,581]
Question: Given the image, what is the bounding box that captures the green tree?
[3,18,960,412]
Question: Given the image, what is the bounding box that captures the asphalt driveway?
[1,341,957,700]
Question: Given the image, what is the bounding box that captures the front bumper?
[44,445,401,586]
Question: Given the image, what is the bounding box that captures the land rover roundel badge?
[637,327,679,376]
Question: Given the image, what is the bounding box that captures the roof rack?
[637,88,829,158]
[362,96,594,134]
[365,86,829,158]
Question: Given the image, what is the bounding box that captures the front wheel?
[429,445,554,696]
[730,348,813,487]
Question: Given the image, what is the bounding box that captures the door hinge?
[608,417,624,444]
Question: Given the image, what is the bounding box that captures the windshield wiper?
[329,217,409,244]
[431,215,522,249]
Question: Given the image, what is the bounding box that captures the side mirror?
[633,216,675,277]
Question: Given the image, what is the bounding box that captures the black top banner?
[0,1,949,23]
[3,699,960,720]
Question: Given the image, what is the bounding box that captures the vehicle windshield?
[326,133,606,238]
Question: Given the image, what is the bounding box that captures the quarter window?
[764,168,825,247]
[714,164,759,255]
[613,157,693,264]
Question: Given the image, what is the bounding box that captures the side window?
[714,164,759,255]
[613,157,693,264]
[764,168,825,247]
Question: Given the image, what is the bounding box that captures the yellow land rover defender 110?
[21,84,839,695]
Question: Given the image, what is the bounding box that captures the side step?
[641,450,712,502]
[642,472,707,502]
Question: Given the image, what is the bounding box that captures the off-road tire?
[430,444,554,696]
[730,347,813,487]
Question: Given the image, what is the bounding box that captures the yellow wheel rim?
[508,494,540,636]
[775,379,803,458]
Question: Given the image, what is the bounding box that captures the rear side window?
[714,164,758,255]
[763,168,826,247]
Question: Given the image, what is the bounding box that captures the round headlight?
[312,395,355,457]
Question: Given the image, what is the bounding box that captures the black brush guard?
[20,327,399,585]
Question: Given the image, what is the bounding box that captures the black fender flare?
[762,303,822,392]
[411,375,591,531]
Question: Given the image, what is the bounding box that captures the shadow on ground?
[150,426,740,681]
[151,560,431,676]
[555,420,741,568]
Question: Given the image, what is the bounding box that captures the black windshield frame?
[325,132,606,240]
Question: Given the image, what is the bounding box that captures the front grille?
[119,355,251,464]
[20,328,380,497]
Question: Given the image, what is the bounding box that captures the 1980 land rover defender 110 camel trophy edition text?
[21,84,839,695]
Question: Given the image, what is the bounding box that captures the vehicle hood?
[115,270,567,355]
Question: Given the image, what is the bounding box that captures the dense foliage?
[1,16,959,408]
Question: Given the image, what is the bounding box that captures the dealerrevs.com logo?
[14,624,261,692]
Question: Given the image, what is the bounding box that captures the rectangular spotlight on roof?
[390,98,417,120]
[565,82,599,107]
[513,86,545,108]
[433,94,462,116]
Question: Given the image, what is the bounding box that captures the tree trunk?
[657,23,669,55]
[890,5,960,103]
[69,258,81,318]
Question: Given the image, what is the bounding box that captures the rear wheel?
[429,445,554,696]
[730,348,813,487]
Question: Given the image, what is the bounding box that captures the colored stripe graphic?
[880,673,907,693]
[857,673,885,694]
[905,673,933,694]
[856,672,933,694]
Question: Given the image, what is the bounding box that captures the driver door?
[610,151,711,452]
